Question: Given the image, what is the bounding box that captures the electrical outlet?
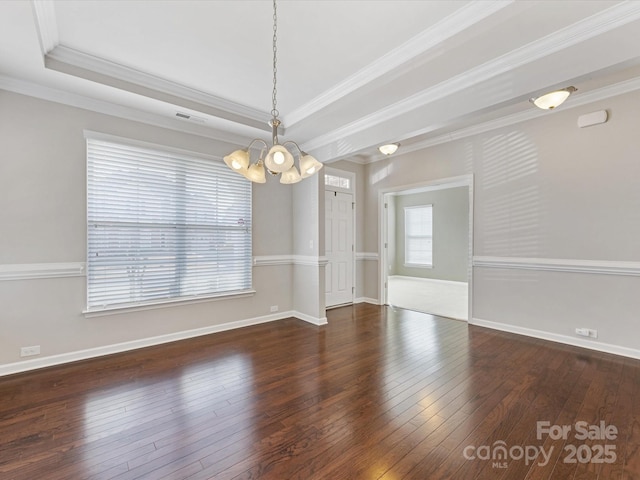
[20,345,41,357]
[270,305,279,313]
[575,328,589,337]
[575,328,598,339]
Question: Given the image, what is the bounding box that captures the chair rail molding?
[473,256,640,276]
[0,262,86,281]
[356,252,379,261]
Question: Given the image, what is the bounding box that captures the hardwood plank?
[0,304,639,480]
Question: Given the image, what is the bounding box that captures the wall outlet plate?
[20,345,41,357]
[270,305,279,313]
[575,328,597,338]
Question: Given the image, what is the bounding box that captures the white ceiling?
[1,0,640,164]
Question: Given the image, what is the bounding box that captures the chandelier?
[223,0,323,184]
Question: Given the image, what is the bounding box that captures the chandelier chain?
[222,0,323,184]
[271,0,279,119]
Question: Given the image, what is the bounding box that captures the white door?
[325,191,354,307]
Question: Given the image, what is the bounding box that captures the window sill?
[404,263,433,269]
[83,289,256,318]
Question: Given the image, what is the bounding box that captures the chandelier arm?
[281,140,304,156]
[247,138,269,152]
[245,139,269,166]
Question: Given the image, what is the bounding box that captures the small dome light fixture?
[378,143,400,155]
[530,86,577,110]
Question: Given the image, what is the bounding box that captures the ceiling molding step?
[44,45,273,132]
[388,75,640,159]
[282,0,514,127]
[0,74,258,147]
[31,0,59,54]
[302,1,640,154]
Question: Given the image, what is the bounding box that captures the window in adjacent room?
[86,135,252,312]
[404,205,433,267]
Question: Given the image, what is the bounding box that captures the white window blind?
[405,205,433,266]
[86,138,252,311]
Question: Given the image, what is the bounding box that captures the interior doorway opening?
[380,175,473,321]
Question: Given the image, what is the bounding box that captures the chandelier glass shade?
[223,0,322,184]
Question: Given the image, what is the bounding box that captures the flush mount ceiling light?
[530,86,577,110]
[224,0,322,184]
[378,143,400,155]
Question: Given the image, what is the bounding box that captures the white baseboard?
[294,312,328,326]
[0,310,324,377]
[355,297,380,305]
[389,275,467,287]
[471,317,640,360]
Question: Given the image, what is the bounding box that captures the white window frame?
[324,172,352,193]
[404,204,433,268]
[84,132,253,315]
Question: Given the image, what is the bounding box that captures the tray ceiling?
[1,0,640,163]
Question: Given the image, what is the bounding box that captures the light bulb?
[231,160,241,170]
[274,151,285,165]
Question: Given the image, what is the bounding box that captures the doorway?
[324,168,355,308]
[380,175,473,321]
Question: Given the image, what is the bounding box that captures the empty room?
[1,1,640,479]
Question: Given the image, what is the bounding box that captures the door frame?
[324,167,356,307]
[379,174,474,322]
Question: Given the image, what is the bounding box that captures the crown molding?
[43,45,272,132]
[283,0,513,127]
[375,75,640,162]
[0,74,257,146]
[302,1,640,153]
[31,0,59,54]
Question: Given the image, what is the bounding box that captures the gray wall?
[392,187,469,282]
[0,89,325,370]
[359,88,640,353]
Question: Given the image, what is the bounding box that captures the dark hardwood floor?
[1,304,639,479]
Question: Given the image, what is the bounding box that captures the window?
[86,136,252,311]
[324,173,350,190]
[404,205,433,267]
